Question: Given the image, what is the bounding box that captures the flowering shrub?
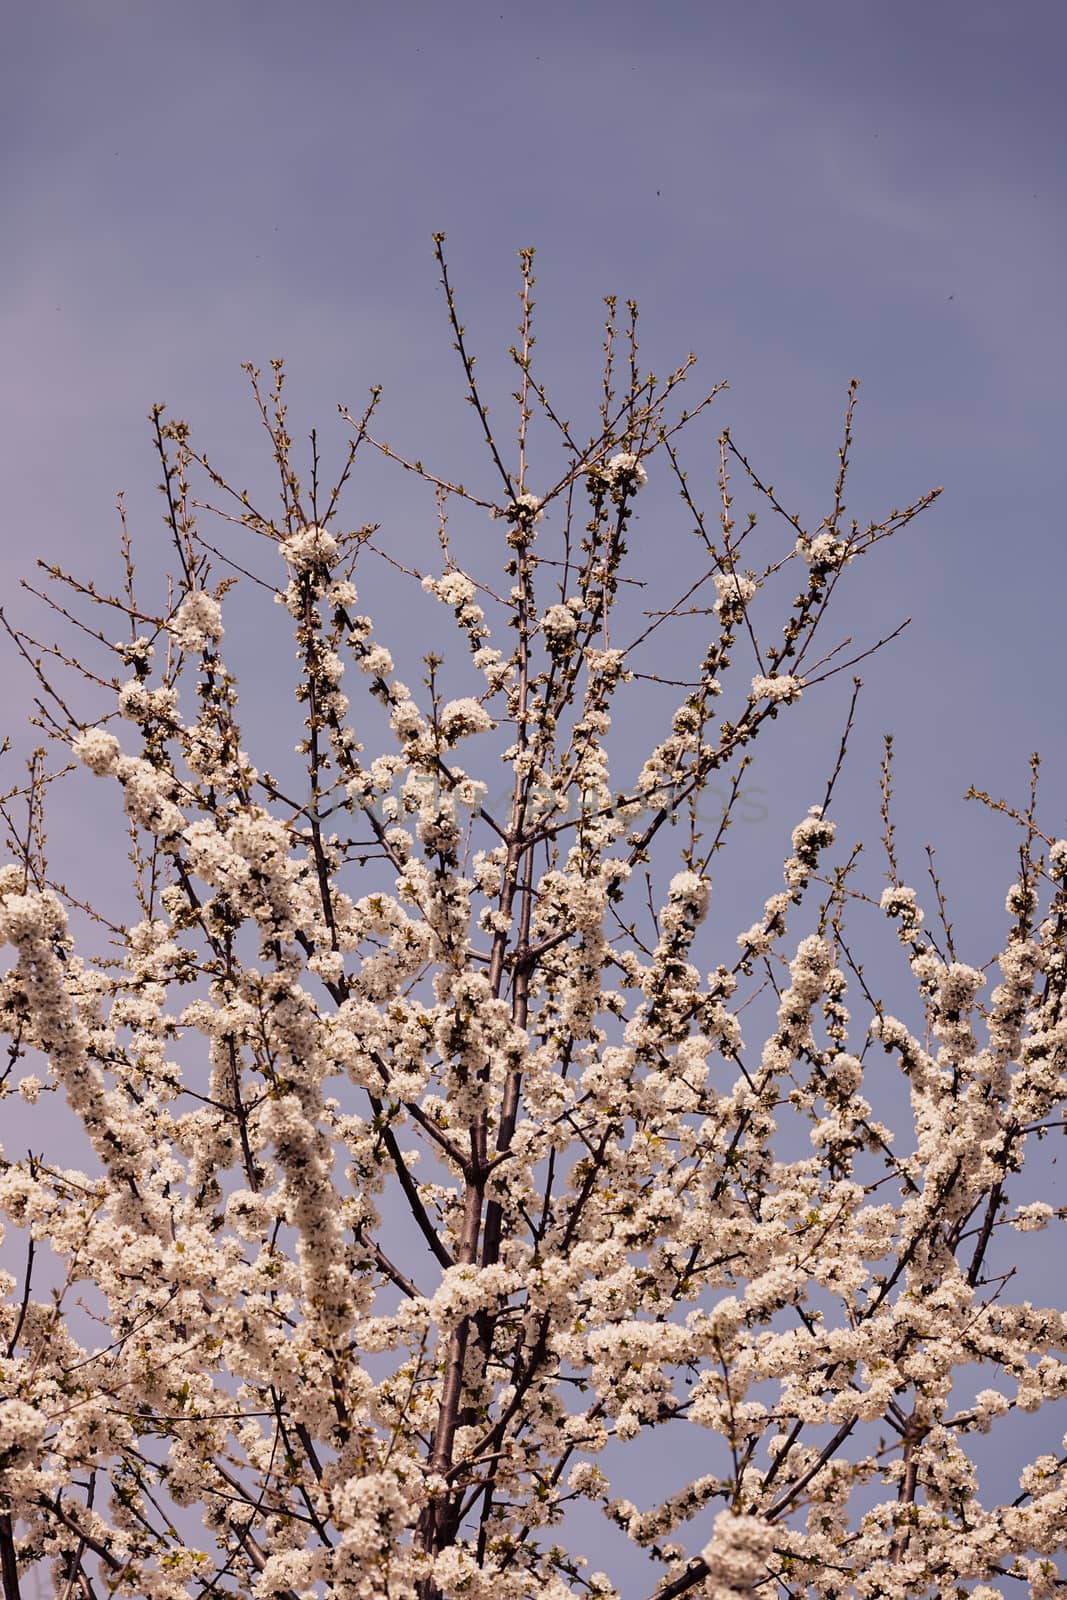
[0,242,1064,1600]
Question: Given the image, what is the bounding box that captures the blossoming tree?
[0,241,1065,1600]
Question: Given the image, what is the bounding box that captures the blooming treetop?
[0,242,1064,1600]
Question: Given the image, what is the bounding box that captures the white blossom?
[1013,1202,1054,1231]
[799,530,851,570]
[599,451,648,490]
[0,1398,48,1460]
[279,522,338,570]
[72,727,122,775]
[168,589,224,652]
[423,569,477,608]
[713,571,757,614]
[542,602,578,641]
[667,870,711,923]
[700,1511,776,1598]
[751,673,803,703]
[438,697,494,741]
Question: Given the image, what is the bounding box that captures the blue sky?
[2,4,1066,1584]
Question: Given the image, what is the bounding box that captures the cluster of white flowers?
[118,678,179,724]
[359,642,394,677]
[596,450,649,492]
[666,870,711,926]
[437,696,494,743]
[880,881,926,942]
[71,726,122,775]
[0,1397,48,1462]
[510,490,544,521]
[168,588,224,653]
[1013,1201,1055,1231]
[783,805,836,892]
[798,530,851,571]
[750,673,803,703]
[423,569,476,608]
[425,1263,519,1332]
[489,491,545,528]
[700,1511,777,1599]
[279,522,338,571]
[790,807,835,865]
[713,570,758,623]
[541,601,579,647]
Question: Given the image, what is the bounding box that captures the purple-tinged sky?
[4,0,1065,910]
